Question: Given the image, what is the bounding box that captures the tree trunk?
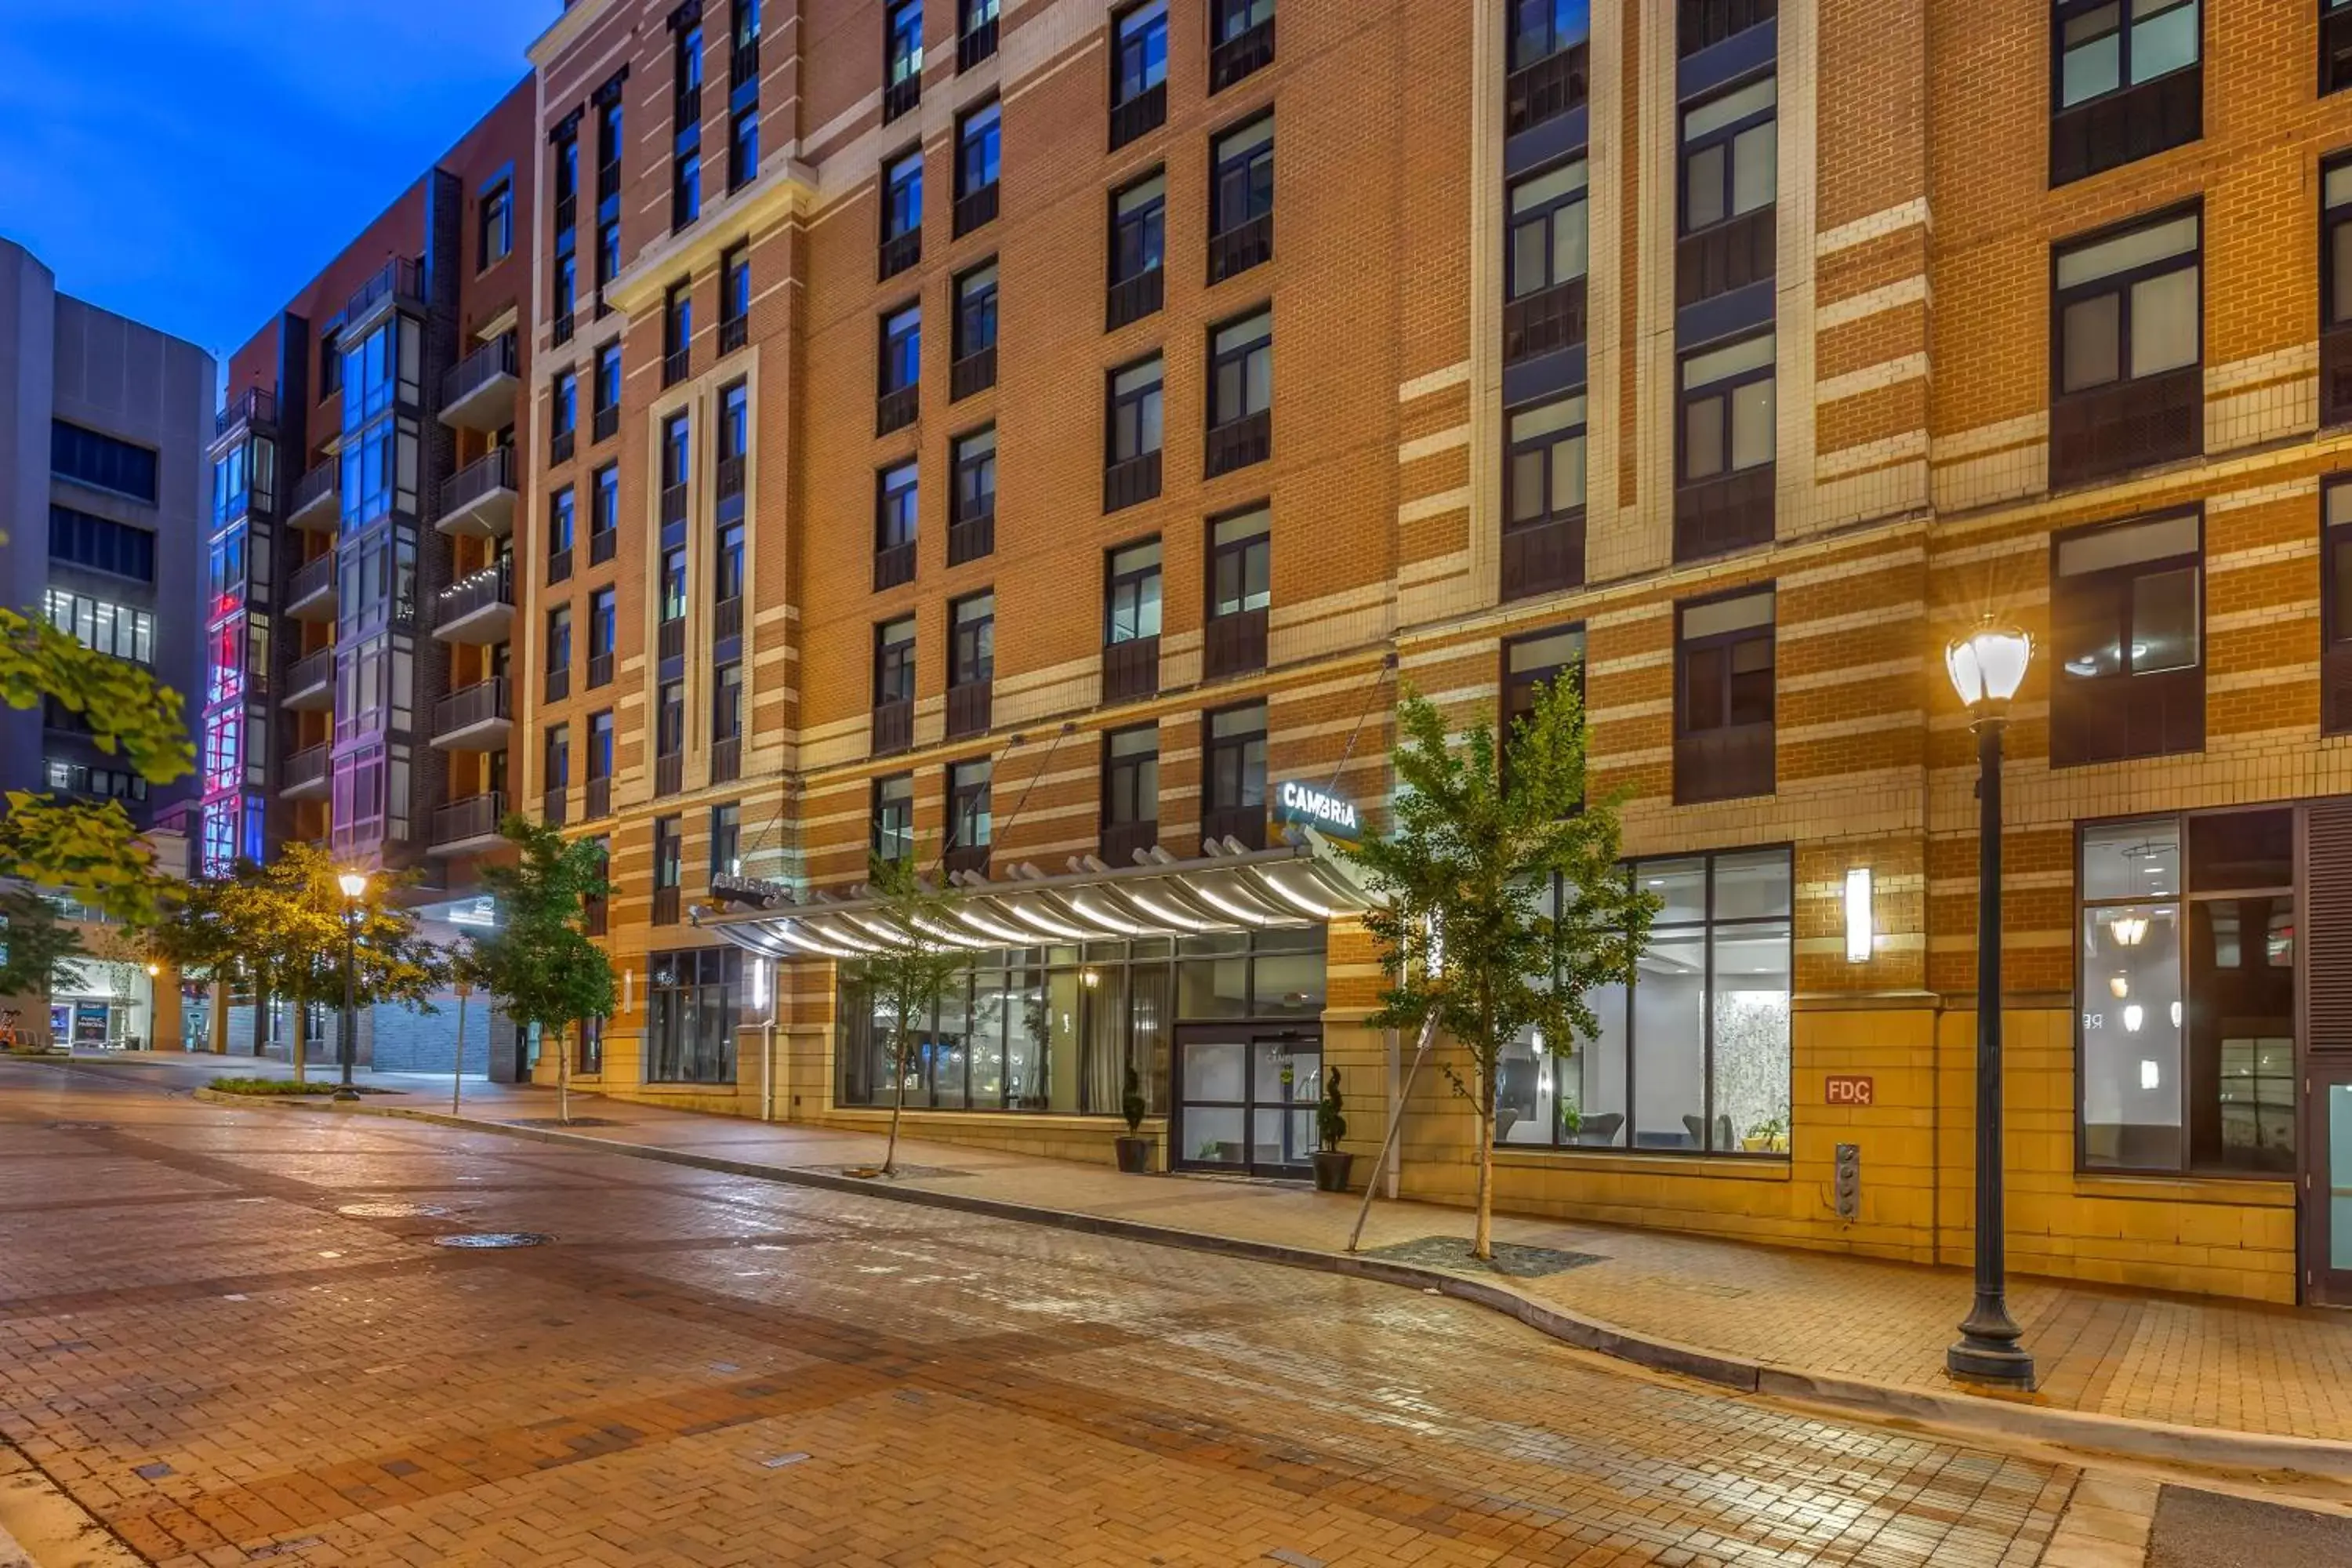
[289,981,308,1084]
[1473,1105,1495,1261]
[881,1020,909,1177]
[557,1021,571,1125]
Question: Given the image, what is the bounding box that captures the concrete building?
[0,236,212,1049]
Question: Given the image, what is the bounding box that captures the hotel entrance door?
[1173,1029,1319,1178]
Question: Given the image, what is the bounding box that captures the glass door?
[2305,1062,2352,1306]
[1174,1029,1319,1178]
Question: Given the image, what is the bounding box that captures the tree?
[1346,678,1658,1261]
[840,852,970,1177]
[461,815,616,1125]
[0,891,89,1048]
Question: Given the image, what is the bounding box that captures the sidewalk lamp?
[335,870,370,1103]
[1944,620,2035,1389]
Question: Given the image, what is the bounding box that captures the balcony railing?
[874,540,917,591]
[2049,366,2202,489]
[948,512,994,566]
[432,677,510,739]
[879,228,922,281]
[441,333,519,425]
[215,387,277,438]
[1204,410,1271,478]
[655,751,684,797]
[588,650,615,687]
[663,346,691,387]
[652,884,682,926]
[872,697,914,755]
[590,528,616,567]
[593,402,619,444]
[437,446,517,538]
[285,462,339,530]
[719,314,748,355]
[1101,819,1159,867]
[550,426,576,466]
[1102,634,1159,703]
[1675,723,1774,804]
[286,551,336,615]
[1104,450,1162,512]
[714,594,744,642]
[1209,16,1275,93]
[1501,511,1586,602]
[884,71,921,123]
[584,776,612,819]
[546,663,572,703]
[1203,607,1269,681]
[951,346,997,401]
[953,182,1000,238]
[717,452,746,501]
[946,679,993,739]
[346,256,424,325]
[281,743,329,797]
[1106,268,1164,332]
[1674,464,1776,563]
[1202,804,1267,853]
[2050,67,2200,188]
[543,783,568,826]
[432,791,506,849]
[877,384,920,436]
[549,545,574,586]
[959,14,999,68]
[731,38,759,88]
[1676,207,1775,308]
[661,481,688,526]
[1504,277,1588,364]
[1207,214,1272,285]
[1109,82,1167,151]
[1504,39,1589,136]
[436,560,515,630]
[284,647,335,706]
[659,615,687,662]
[711,734,742,783]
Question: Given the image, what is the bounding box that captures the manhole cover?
[337,1201,452,1219]
[45,1121,111,1132]
[432,1232,554,1250]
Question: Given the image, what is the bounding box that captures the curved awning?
[692,831,1381,960]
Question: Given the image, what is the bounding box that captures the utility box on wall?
[1834,1143,1860,1219]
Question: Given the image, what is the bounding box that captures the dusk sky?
[0,2,551,373]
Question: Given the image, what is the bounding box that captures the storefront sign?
[1272,779,1359,840]
[1826,1075,1875,1107]
[710,873,793,910]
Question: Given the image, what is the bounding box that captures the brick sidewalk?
[88,1053,2352,1449]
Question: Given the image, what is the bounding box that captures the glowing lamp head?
[336,871,370,902]
[1945,621,2034,711]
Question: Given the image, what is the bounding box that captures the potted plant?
[1113,1064,1153,1174]
[1311,1066,1352,1192]
[1742,1115,1788,1153]
[1557,1091,1583,1144]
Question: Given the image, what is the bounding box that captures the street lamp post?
[1944,621,2036,1389]
[335,871,369,1103]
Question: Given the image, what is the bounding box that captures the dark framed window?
[881,147,924,277]
[543,724,570,790]
[953,426,996,523]
[549,486,575,557]
[673,140,703,230]
[1109,355,1164,463]
[591,464,619,555]
[956,100,1001,227]
[554,247,579,332]
[1208,115,1273,277]
[318,325,343,401]
[885,0,925,118]
[1107,539,1162,641]
[478,176,513,267]
[1207,309,1271,429]
[1113,1,1170,107]
[877,460,919,550]
[1678,330,1775,486]
[1104,724,1159,826]
[1510,158,1590,301]
[593,341,622,432]
[663,280,695,383]
[588,710,615,777]
[661,410,691,497]
[731,103,760,191]
[710,802,742,880]
[657,687,687,777]
[1210,506,1270,618]
[720,379,750,467]
[53,421,158,503]
[960,0,1001,67]
[660,546,688,625]
[589,589,616,667]
[546,605,572,684]
[954,261,999,362]
[551,369,578,441]
[48,506,155,582]
[2331,0,2352,95]
[876,615,917,705]
[2052,0,2200,185]
[1506,393,1585,533]
[597,216,621,308]
[874,773,915,861]
[717,521,746,601]
[2326,477,2352,731]
[948,758,993,858]
[1510,0,1592,70]
[950,590,995,688]
[2078,812,2294,1176]
[1203,702,1267,819]
[720,243,752,348]
[2051,510,2204,767]
[1680,75,1775,237]
[2053,208,2201,397]
[880,303,921,397]
[1674,586,1774,804]
[1111,170,1167,287]
[713,661,744,758]
[646,948,741,1083]
[676,13,706,117]
[1502,626,1584,735]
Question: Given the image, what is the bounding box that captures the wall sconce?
[1843,868,1873,964]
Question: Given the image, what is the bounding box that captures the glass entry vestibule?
[1174,1028,1321,1177]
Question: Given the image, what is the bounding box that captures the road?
[0,1058,2092,1565]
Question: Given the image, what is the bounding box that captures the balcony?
[879,228,922,281]
[283,647,335,710]
[285,553,337,622]
[946,679,992,740]
[1102,634,1159,703]
[214,387,278,441]
[1202,804,1267,853]
[663,346,691,387]
[659,615,686,662]
[874,540,917,591]
[2050,67,2200,189]
[872,696,913,756]
[948,512,994,566]
[593,401,619,444]
[714,594,743,642]
[711,734,742,783]
[1106,267,1164,332]
[877,384,920,436]
[1109,82,1167,151]
[944,841,990,878]
[436,447,517,539]
[1104,450,1161,513]
[440,334,520,431]
[1209,16,1275,93]
[1675,723,1775,804]
[430,678,512,750]
[1207,214,1272,285]
[285,463,339,532]
[590,528,616,567]
[951,346,997,401]
[2048,367,2202,490]
[346,256,424,332]
[584,776,612,819]
[1501,511,1586,602]
[1505,39,1588,137]
[953,182,999,238]
[1504,277,1588,364]
[1203,608,1269,681]
[549,545,573,586]
[281,743,330,802]
[655,751,684,797]
[717,453,746,503]
[433,561,515,644]
[1204,410,1271,478]
[1676,208,1775,309]
[1674,465,1776,563]
[543,783,568,826]
[588,650,615,688]
[429,791,506,855]
[959,14,998,69]
[1101,818,1159,867]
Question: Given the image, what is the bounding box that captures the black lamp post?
[1944,621,2036,1389]
[334,870,368,1103]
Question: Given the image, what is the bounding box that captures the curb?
[214,1091,2352,1482]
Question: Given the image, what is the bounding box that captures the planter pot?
[1113,1134,1154,1174]
[1311,1149,1354,1192]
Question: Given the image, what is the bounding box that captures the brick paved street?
[0,1062,2092,1566]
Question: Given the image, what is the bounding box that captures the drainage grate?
[432,1232,554,1250]
[337,1201,453,1219]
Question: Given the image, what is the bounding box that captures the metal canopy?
[693,832,1381,962]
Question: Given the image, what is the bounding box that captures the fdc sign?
[1272,779,1359,840]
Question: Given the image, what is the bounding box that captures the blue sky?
[0,2,550,371]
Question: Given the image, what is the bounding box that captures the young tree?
[840,852,970,1177]
[1347,678,1658,1261]
[0,891,90,1049]
[462,815,616,1126]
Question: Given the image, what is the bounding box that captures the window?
[597,216,622,308]
[714,660,744,742]
[674,140,703,229]
[874,773,915,862]
[546,605,572,683]
[1502,626,1584,736]
[1679,329,1775,485]
[960,0,1000,66]
[1210,506,1271,619]
[589,710,614,780]
[1109,355,1164,464]
[1110,171,1167,291]
[673,16,705,230]
[881,147,924,276]
[1104,724,1158,826]
[663,281,694,382]
[956,100,1000,230]
[52,421,158,503]
[657,681,685,760]
[646,948,741,1083]
[1107,539,1162,642]
[1675,587,1774,804]
[1680,76,1776,237]
[711,803,742,880]
[1113,2,1169,108]
[2078,813,2293,1175]
[877,461,920,550]
[2055,0,2199,110]
[589,589,616,679]
[554,246,579,332]
[594,341,622,434]
[2332,0,2352,95]
[880,303,921,397]
[544,725,570,791]
[717,522,746,602]
[657,549,688,632]
[951,591,995,688]
[2052,511,2203,766]
[318,325,343,400]
[731,103,760,190]
[2053,209,2201,397]
[719,381,750,464]
[876,615,917,705]
[953,426,996,523]
[48,506,155,582]
[44,759,147,803]
[2327,478,2352,731]
[1508,158,1590,302]
[955,261,998,362]
[948,757,993,866]
[677,13,706,111]
[1498,848,1790,1156]
[44,590,154,664]
[661,412,691,498]
[549,486,575,560]
[478,176,513,267]
[720,244,752,350]
[1507,394,1587,533]
[1203,702,1267,823]
[551,369,577,445]
[1209,117,1274,280]
[592,464,619,556]
[1510,0,1591,70]
[554,120,579,220]
[886,0,924,118]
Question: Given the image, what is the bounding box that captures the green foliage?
[842,851,971,1174]
[0,793,170,924]
[207,1076,394,1097]
[0,890,89,1002]
[1316,1065,1347,1152]
[1121,1063,1146,1134]
[462,815,617,1053]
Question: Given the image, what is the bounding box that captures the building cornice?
[601,160,818,318]
[528,0,619,67]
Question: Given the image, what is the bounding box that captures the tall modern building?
[201,78,535,1074]
[208,0,2352,1306]
[0,236,212,1047]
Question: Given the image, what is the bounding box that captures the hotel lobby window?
[1495,847,1791,1156]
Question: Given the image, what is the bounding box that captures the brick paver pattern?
[0,1062,2074,1566]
